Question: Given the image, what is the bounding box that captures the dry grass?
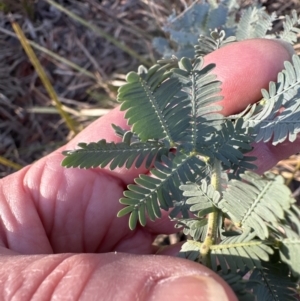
[0,0,300,183]
[0,0,188,176]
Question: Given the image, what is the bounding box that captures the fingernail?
[273,39,296,57]
[148,275,229,301]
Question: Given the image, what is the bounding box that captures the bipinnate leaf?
[219,270,255,301]
[285,205,300,235]
[195,30,236,57]
[249,262,299,301]
[236,7,275,41]
[152,1,241,59]
[174,215,208,241]
[62,139,168,170]
[118,152,206,230]
[172,57,224,149]
[278,226,300,277]
[199,119,254,169]
[210,231,273,273]
[152,2,210,58]
[118,64,190,144]
[279,10,300,44]
[243,55,300,145]
[178,240,202,261]
[180,179,221,214]
[218,172,295,239]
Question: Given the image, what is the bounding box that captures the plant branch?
[200,159,221,267]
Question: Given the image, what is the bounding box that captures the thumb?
[0,252,238,301]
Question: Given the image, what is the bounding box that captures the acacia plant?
[62,10,300,301]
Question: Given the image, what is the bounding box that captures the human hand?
[0,39,298,301]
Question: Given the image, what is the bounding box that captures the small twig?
[10,18,79,136]
[0,156,23,170]
[200,159,221,267]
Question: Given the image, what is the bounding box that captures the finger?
[0,252,238,301]
[204,39,295,116]
[248,139,300,174]
[2,165,163,254]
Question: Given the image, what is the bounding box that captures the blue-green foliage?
[153,1,235,58]
[62,5,300,300]
[153,0,298,59]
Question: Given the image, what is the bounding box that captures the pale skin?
[0,39,299,301]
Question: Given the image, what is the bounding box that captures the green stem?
[199,159,221,267]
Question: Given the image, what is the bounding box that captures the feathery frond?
[249,262,299,301]
[219,270,255,301]
[210,231,273,273]
[285,205,300,235]
[118,153,206,230]
[172,57,224,150]
[62,138,169,170]
[152,1,237,59]
[278,226,300,276]
[243,55,300,145]
[118,64,190,144]
[279,10,300,44]
[175,217,208,241]
[195,30,236,57]
[199,119,254,168]
[236,7,275,41]
[179,239,202,261]
[180,179,221,214]
[179,179,224,241]
[218,172,295,239]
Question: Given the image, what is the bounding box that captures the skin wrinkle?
[24,255,72,301]
[81,170,120,253]
[23,158,67,253]
[53,255,96,300]
[83,171,129,253]
[2,254,89,301]
[81,177,94,253]
[24,254,78,301]
[1,171,51,254]
[23,161,56,251]
[48,175,65,253]
[0,189,10,249]
[2,178,24,233]
[2,255,35,300]
[51,170,80,253]
[21,154,123,254]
